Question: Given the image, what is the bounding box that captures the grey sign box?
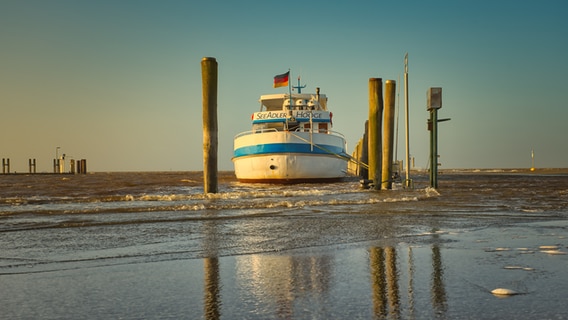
[427,87,442,110]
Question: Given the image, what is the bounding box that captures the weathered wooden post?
[368,78,383,190]
[354,138,363,176]
[80,159,87,174]
[360,121,369,180]
[382,80,396,190]
[2,158,9,174]
[29,158,37,174]
[201,57,218,194]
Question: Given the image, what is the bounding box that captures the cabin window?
[318,123,328,133]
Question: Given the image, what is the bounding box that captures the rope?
[288,131,369,169]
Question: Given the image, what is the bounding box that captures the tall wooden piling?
[381,80,396,190]
[201,57,218,194]
[368,78,383,190]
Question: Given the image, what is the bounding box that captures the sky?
[1,0,567,172]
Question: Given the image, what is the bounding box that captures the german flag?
[273,71,289,88]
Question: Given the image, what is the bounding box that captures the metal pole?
[430,109,439,189]
[404,53,412,188]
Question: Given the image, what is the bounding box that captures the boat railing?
[293,127,346,139]
[235,128,345,140]
[234,128,279,139]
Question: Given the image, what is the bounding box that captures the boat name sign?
[253,111,328,121]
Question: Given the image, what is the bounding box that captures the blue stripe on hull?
[234,143,346,158]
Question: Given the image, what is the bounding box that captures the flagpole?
[288,68,292,101]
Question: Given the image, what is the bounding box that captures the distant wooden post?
[382,80,396,190]
[79,159,87,174]
[353,138,363,176]
[29,158,37,174]
[361,121,369,179]
[201,57,218,194]
[2,158,9,174]
[368,78,383,190]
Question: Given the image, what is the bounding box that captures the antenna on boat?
[292,76,306,93]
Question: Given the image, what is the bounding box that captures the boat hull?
[233,131,348,183]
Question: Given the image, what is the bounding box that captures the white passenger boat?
[232,87,349,183]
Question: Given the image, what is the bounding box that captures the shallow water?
[1,171,567,319]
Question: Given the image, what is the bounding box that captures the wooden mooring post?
[361,121,369,179]
[2,158,9,174]
[368,78,383,190]
[201,57,218,194]
[76,159,88,174]
[29,158,36,174]
[381,80,396,190]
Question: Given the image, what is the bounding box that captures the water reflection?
[370,244,448,319]
[370,247,401,318]
[204,257,220,320]
[431,244,447,315]
[235,254,333,318]
[198,243,447,319]
[203,219,221,320]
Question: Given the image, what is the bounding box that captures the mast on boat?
[292,76,306,94]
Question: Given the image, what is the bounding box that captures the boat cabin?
[251,93,333,133]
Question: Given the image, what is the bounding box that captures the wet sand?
[2,218,566,319]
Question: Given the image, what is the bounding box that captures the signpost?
[427,88,450,189]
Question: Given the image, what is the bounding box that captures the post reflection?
[203,220,221,320]
[431,244,447,314]
[204,257,220,320]
[370,247,400,318]
[199,243,446,318]
[370,247,387,317]
[370,245,447,319]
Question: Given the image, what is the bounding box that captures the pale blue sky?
[1,0,567,172]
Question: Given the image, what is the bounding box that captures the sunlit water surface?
[1,171,567,319]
